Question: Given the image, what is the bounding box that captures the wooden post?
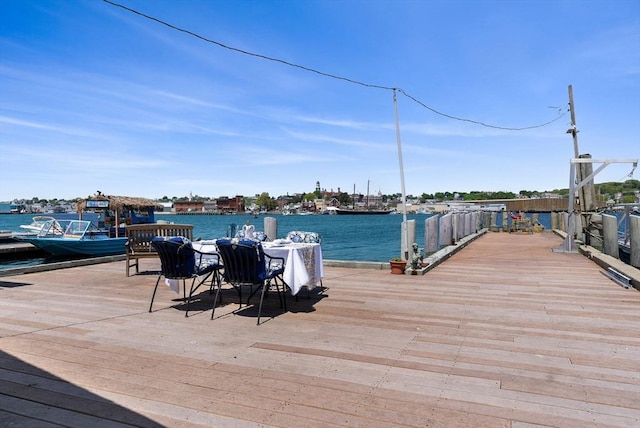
[579,154,597,211]
[464,213,472,236]
[452,213,459,242]
[575,214,584,242]
[401,219,416,260]
[568,85,587,214]
[631,215,640,268]
[424,215,439,254]
[587,213,603,249]
[602,214,619,258]
[264,217,277,241]
[439,213,453,246]
[568,85,580,159]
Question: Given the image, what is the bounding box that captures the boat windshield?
[63,220,94,238]
[37,219,70,237]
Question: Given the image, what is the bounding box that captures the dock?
[1,232,638,427]
[0,231,42,258]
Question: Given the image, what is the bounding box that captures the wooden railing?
[124,223,193,276]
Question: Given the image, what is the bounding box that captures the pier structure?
[0,232,638,427]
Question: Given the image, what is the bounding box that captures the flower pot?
[389,260,407,275]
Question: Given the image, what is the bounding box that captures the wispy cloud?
[576,23,640,77]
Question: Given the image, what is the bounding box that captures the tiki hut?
[77,193,163,236]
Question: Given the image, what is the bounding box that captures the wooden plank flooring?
[0,232,638,427]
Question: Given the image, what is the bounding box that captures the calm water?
[0,211,552,269]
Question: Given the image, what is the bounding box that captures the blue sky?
[1,0,638,201]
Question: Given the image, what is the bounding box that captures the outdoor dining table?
[261,241,323,295]
[191,240,324,296]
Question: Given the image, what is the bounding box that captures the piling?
[439,213,453,246]
[401,219,416,259]
[600,214,617,258]
[424,215,439,254]
[264,217,278,241]
[631,215,640,268]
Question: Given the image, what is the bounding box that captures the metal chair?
[149,236,222,317]
[213,238,287,325]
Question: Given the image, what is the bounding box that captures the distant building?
[158,202,173,213]
[174,200,203,213]
[216,196,244,214]
[202,200,218,213]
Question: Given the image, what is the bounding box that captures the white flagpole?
[393,89,410,260]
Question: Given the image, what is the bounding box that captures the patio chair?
[213,238,287,325]
[149,236,222,317]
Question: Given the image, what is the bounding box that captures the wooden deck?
[1,232,638,427]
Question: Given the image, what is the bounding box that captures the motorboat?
[15,219,127,257]
[18,215,57,234]
[334,208,392,215]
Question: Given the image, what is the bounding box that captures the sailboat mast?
[353,183,356,211]
[366,180,370,210]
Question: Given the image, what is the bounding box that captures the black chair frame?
[213,239,288,325]
[149,237,222,317]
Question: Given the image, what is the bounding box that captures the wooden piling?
[439,213,453,246]
[602,214,619,258]
[264,216,277,241]
[631,214,640,268]
[424,215,439,254]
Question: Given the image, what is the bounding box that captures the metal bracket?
[554,158,638,253]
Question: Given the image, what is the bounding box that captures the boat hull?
[334,209,391,215]
[17,236,127,257]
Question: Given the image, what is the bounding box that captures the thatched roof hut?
[77,193,163,212]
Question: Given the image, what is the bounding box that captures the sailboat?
[335,181,391,215]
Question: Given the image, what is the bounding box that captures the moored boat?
[18,215,57,234]
[334,208,392,215]
[14,219,127,257]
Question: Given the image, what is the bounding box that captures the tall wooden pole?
[568,85,580,158]
[567,84,585,213]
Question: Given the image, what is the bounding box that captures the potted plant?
[389,257,407,274]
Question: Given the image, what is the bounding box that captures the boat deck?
[1,232,639,427]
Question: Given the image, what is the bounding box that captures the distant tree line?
[18,180,639,206]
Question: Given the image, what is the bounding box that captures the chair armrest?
[193,248,221,266]
[265,254,285,270]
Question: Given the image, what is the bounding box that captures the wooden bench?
[125,223,194,276]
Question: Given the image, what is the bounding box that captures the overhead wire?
[103,0,567,131]
[618,165,637,181]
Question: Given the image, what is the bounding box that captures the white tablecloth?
[191,240,323,296]
[262,242,323,296]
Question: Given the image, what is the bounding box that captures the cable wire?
[103,0,567,131]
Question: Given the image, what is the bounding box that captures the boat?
[15,219,127,257]
[334,208,392,215]
[619,239,631,264]
[335,181,392,215]
[9,202,26,214]
[18,215,57,234]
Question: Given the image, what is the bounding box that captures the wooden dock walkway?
[1,232,638,427]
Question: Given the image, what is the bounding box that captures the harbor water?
[0,212,553,270]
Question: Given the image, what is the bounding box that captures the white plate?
[272,239,292,246]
